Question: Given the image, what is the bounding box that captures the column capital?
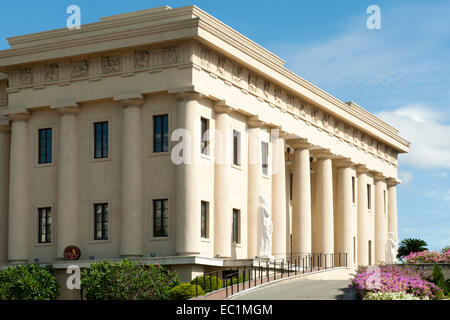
[248,115,265,128]
[113,93,145,107]
[51,101,80,115]
[334,157,354,168]
[287,138,311,150]
[169,86,205,102]
[373,171,387,182]
[0,120,11,132]
[387,178,401,186]
[214,100,233,114]
[356,164,369,174]
[2,108,30,121]
[311,148,334,160]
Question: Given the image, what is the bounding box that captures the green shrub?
[170,283,204,300]
[191,275,222,292]
[81,260,180,300]
[0,264,59,300]
[431,264,450,296]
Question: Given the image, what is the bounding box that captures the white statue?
[258,195,274,259]
[387,232,398,264]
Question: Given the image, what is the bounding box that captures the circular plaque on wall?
[63,245,81,261]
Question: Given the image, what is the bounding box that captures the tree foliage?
[397,238,428,258]
[81,260,180,300]
[0,264,59,300]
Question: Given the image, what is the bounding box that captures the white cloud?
[398,171,413,186]
[377,104,450,169]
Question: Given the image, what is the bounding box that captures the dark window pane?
[154,115,169,153]
[94,203,108,240]
[38,208,52,243]
[38,128,52,164]
[153,199,169,237]
[94,122,108,159]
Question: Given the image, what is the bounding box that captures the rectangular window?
[94,122,109,159]
[232,209,240,244]
[38,207,52,244]
[201,117,209,155]
[367,184,372,210]
[353,237,356,264]
[94,203,108,240]
[383,190,387,215]
[368,240,372,265]
[201,201,209,239]
[261,142,268,175]
[38,128,52,164]
[352,176,356,204]
[233,130,241,166]
[290,172,293,201]
[153,115,169,153]
[153,199,169,237]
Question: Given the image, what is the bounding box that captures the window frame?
[153,114,169,154]
[37,207,52,244]
[35,124,55,168]
[261,141,269,176]
[93,121,109,159]
[200,117,210,156]
[152,198,169,238]
[38,128,53,165]
[201,201,209,239]
[367,184,372,210]
[233,129,241,166]
[352,176,356,204]
[232,208,240,245]
[94,203,109,241]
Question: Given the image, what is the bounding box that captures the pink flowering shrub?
[350,265,444,300]
[403,250,450,264]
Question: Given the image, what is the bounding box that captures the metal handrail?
[193,252,349,298]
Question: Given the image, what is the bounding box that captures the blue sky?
[0,1,449,251]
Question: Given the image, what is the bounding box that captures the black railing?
[192,252,348,298]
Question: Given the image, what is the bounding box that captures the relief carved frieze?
[19,68,32,85]
[102,56,121,74]
[71,60,89,78]
[217,56,226,75]
[263,80,271,98]
[162,46,177,64]
[200,46,211,68]
[45,64,59,81]
[232,65,243,84]
[248,73,258,93]
[274,87,282,103]
[135,50,149,68]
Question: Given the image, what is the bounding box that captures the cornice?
[0,5,410,155]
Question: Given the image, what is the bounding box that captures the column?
[375,174,387,264]
[118,97,145,258]
[357,166,369,266]
[7,111,30,263]
[314,153,334,265]
[335,160,354,267]
[213,101,232,258]
[0,124,10,263]
[174,92,202,255]
[387,179,399,252]
[247,117,264,259]
[271,129,287,260]
[56,105,81,259]
[290,140,312,260]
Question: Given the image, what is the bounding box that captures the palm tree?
[397,238,428,258]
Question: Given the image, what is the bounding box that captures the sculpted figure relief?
[258,195,274,259]
[72,61,89,78]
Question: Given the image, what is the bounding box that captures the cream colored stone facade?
[0,6,409,276]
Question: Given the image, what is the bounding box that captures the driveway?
[229,279,355,300]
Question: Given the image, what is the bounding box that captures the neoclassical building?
[0,5,409,279]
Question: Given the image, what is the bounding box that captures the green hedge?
[0,264,59,300]
[190,275,222,293]
[170,283,204,300]
[81,260,180,300]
